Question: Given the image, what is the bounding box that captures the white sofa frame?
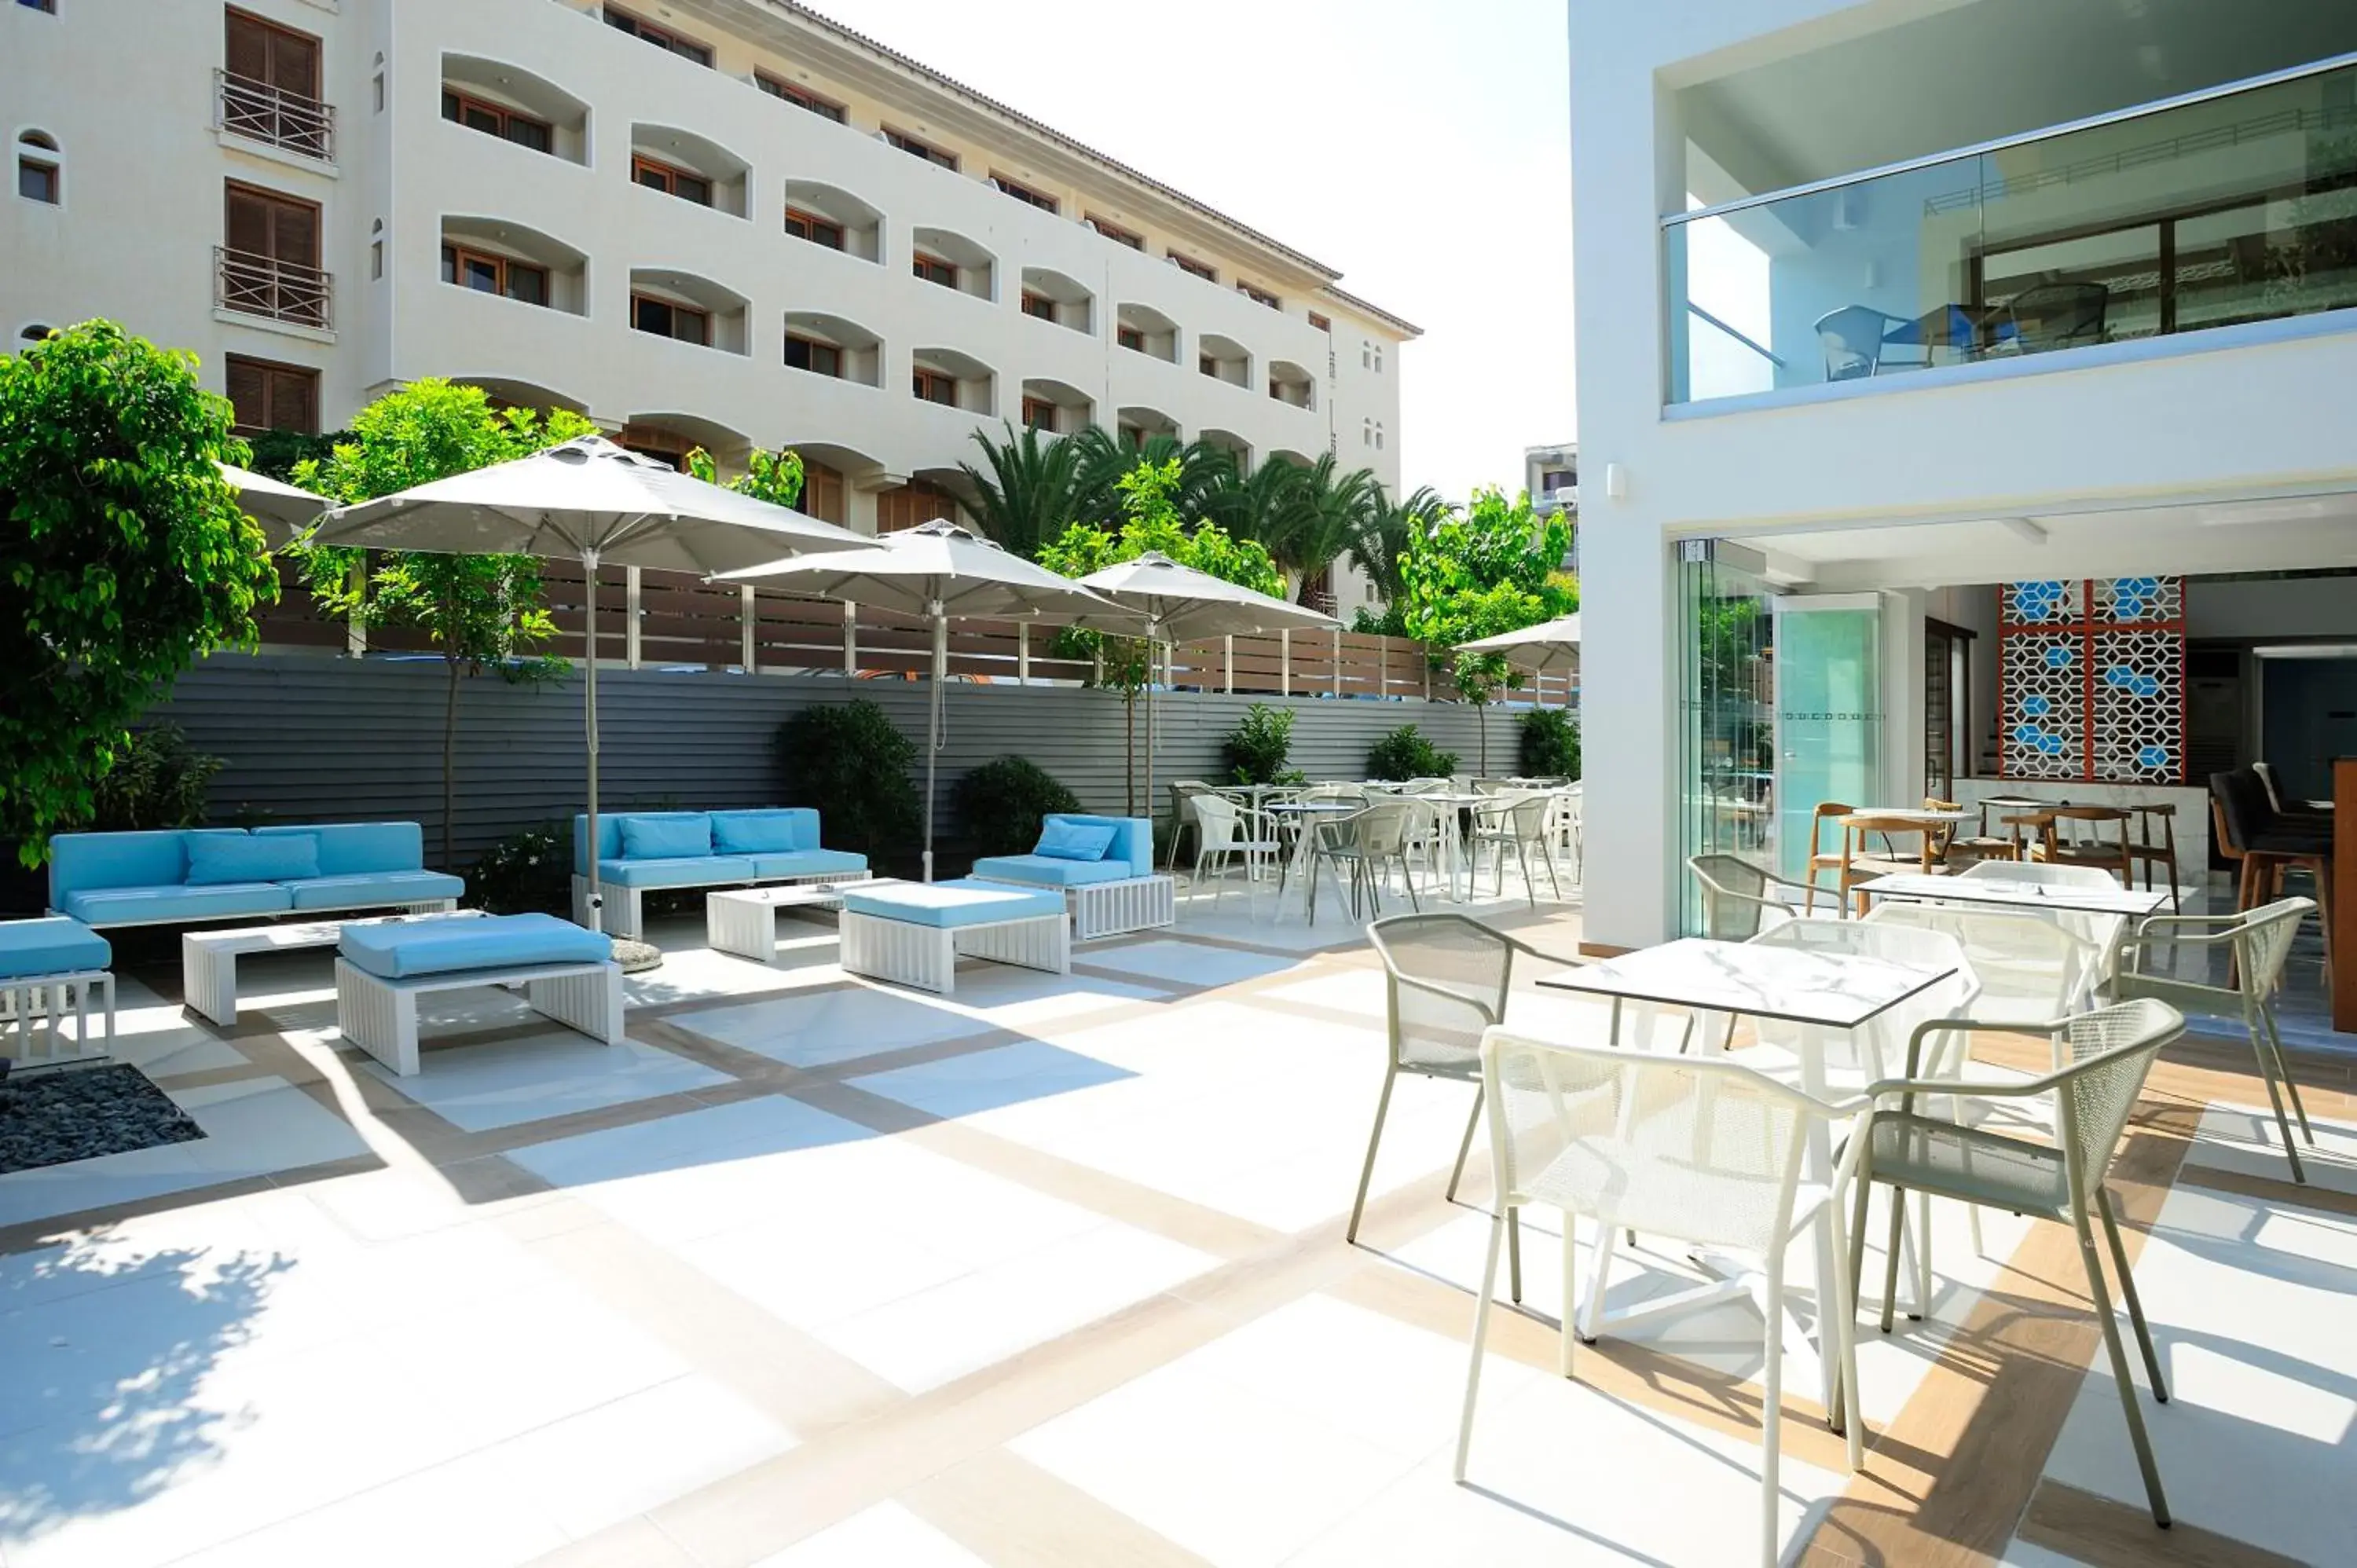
[1,969,115,1068]
[970,873,1176,941]
[840,910,1069,996]
[573,870,869,940]
[334,956,622,1076]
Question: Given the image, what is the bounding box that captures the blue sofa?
[571,808,868,938]
[970,815,1175,940]
[48,822,464,929]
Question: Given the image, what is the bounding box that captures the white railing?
[215,70,335,162]
[215,247,332,329]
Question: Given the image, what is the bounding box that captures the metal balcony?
[215,246,332,329]
[215,70,335,162]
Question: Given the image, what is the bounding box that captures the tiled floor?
[1,865,2352,1568]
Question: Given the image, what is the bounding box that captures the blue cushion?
[841,877,1065,929]
[46,828,245,905]
[186,833,319,886]
[282,870,467,911]
[593,855,758,889]
[0,917,111,979]
[1036,820,1116,862]
[745,849,869,880]
[60,883,294,927]
[970,854,1135,888]
[619,815,711,859]
[1042,815,1153,877]
[339,912,611,980]
[711,810,813,855]
[255,822,423,877]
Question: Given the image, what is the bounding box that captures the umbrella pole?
[925,606,945,884]
[581,547,604,932]
[1145,638,1161,841]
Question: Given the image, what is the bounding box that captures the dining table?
[1538,937,1957,1412]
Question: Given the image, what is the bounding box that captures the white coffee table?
[706,882,861,965]
[183,910,486,1026]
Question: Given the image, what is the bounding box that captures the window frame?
[603,6,712,67]
[1237,281,1281,310]
[1307,311,1331,332]
[1087,214,1144,250]
[992,173,1058,214]
[632,152,712,207]
[911,251,958,289]
[1021,395,1055,430]
[441,242,549,306]
[441,88,553,154]
[16,152,60,205]
[885,128,957,170]
[1167,251,1215,282]
[783,332,842,378]
[1116,324,1146,354]
[1020,289,1058,322]
[911,365,958,406]
[755,72,846,123]
[629,291,710,346]
[784,206,845,249]
[224,353,320,436]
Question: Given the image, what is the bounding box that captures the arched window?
[16,130,61,205]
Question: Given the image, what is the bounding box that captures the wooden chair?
[1838,813,1939,917]
[1932,797,2014,869]
[2125,803,2181,913]
[1804,800,1857,914]
[2038,805,2134,885]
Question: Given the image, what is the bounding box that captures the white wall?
[1566,0,2357,947]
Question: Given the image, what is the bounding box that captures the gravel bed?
[0,1063,204,1174]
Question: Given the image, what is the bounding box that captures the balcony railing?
[214,70,335,162]
[215,247,332,329]
[1665,53,2357,405]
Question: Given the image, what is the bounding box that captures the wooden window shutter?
[225,185,271,255]
[271,196,318,267]
[226,358,268,430]
[273,366,317,433]
[225,10,269,82]
[268,27,318,96]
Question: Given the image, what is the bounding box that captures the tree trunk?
[441,654,460,873]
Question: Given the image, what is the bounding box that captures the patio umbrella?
[1074,551,1340,815]
[1457,612,1583,676]
[309,435,877,932]
[219,461,328,544]
[716,519,1144,882]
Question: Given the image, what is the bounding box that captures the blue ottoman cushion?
[841,878,1065,929]
[0,916,111,980]
[340,912,612,980]
[969,854,1135,888]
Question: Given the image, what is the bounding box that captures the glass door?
[1772,596,1884,885]
[1676,544,1776,932]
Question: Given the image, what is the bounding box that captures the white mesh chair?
[1472,793,1563,907]
[1850,998,2186,1528]
[1311,800,1423,921]
[2111,897,2315,1183]
[1358,915,1585,1302]
[1689,853,1813,941]
[1459,1028,1868,1568]
[1734,918,1981,1316]
[1549,785,1585,881]
[1189,793,1282,918]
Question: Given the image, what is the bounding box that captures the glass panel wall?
[1771,599,1884,886]
[1666,61,2357,404]
[1676,546,1776,932]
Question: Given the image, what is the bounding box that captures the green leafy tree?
[687,443,805,508]
[1399,486,1577,772]
[0,321,278,866]
[1351,483,1446,610]
[292,379,596,870]
[1222,702,1303,786]
[1039,456,1283,811]
[959,422,1086,559]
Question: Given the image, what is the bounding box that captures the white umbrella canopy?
[1457,612,1583,676]
[219,461,328,543]
[308,434,878,933]
[717,518,1147,881]
[1076,551,1340,817]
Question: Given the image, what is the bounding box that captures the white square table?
[1538,937,1956,1411]
[706,881,860,965]
[183,909,487,1027]
[1857,873,2168,919]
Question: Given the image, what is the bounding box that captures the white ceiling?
[1728,489,2357,590]
[1681,0,2357,199]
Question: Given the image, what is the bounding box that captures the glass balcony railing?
[1665,57,2357,405]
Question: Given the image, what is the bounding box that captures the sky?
[819,0,1578,504]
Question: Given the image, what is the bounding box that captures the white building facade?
[3,0,1416,607]
[1568,0,2357,951]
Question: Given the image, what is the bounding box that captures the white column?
[1581,519,1678,950]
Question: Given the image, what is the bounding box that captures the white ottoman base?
[839,911,1069,996]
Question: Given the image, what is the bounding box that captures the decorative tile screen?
[1999,577,2183,782]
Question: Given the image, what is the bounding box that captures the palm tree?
[1265,452,1380,605]
[959,422,1086,559]
[1069,426,1228,530]
[1351,484,1450,608]
[1198,448,1302,554]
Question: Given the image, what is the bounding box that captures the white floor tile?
[752,1502,988,1567]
